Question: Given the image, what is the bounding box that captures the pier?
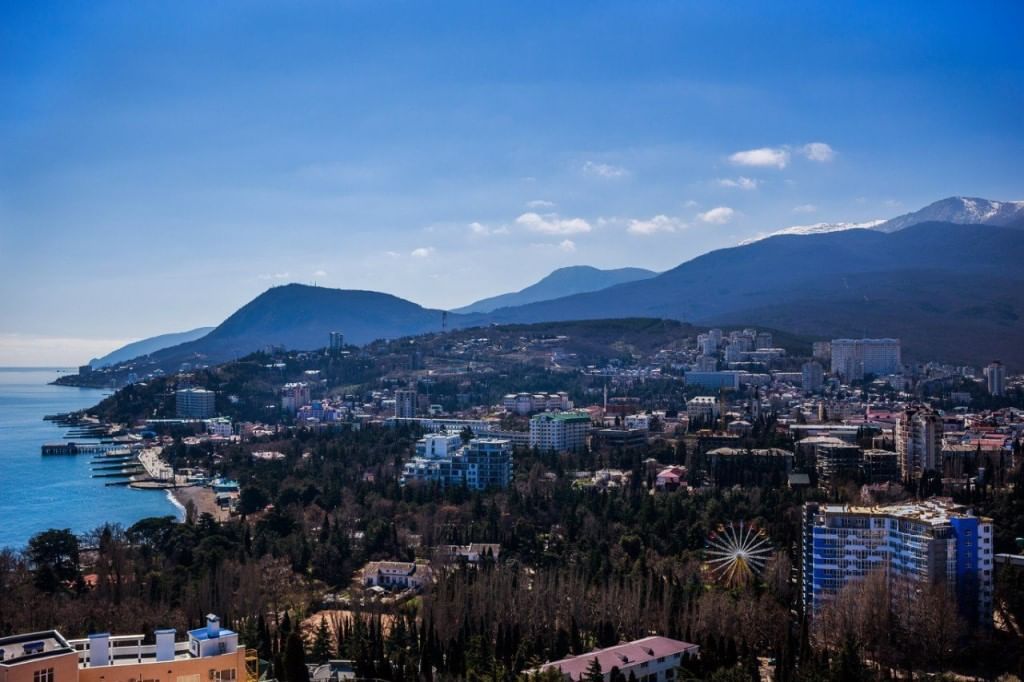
[42,442,128,456]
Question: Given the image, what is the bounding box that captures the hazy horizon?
[3,2,1023,365]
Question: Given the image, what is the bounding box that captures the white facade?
[984,361,1006,396]
[281,382,311,413]
[686,396,720,423]
[624,413,650,431]
[801,361,824,393]
[501,391,572,415]
[175,388,216,418]
[529,411,591,452]
[395,389,417,419]
[830,338,901,380]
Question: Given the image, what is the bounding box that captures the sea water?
[0,368,181,549]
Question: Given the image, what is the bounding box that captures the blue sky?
[2,1,1023,364]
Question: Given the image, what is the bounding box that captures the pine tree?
[583,656,603,682]
[311,616,332,664]
[283,630,310,682]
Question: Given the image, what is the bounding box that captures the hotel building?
[802,500,993,625]
[829,338,902,381]
[529,411,591,453]
[0,615,250,682]
[175,389,216,419]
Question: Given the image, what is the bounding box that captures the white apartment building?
[394,389,417,419]
[830,338,901,380]
[984,361,1006,397]
[175,388,216,418]
[686,396,720,423]
[624,413,650,431]
[281,382,311,413]
[529,411,591,452]
[501,391,572,415]
[801,361,824,393]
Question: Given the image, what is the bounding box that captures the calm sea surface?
[0,368,181,549]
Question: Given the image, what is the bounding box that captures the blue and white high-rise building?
[802,500,993,625]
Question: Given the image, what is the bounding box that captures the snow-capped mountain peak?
[876,196,1024,232]
[739,219,884,245]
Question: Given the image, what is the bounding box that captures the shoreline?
[169,484,227,522]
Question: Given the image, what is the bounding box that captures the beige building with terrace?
[0,615,252,682]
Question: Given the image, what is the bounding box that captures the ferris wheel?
[705,521,773,587]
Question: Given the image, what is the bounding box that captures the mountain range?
[89,327,214,368]
[451,265,656,314]
[92,196,1024,371]
[747,196,1024,242]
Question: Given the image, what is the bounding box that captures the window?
[220,670,237,681]
[34,668,54,682]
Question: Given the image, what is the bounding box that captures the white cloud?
[800,142,836,162]
[559,239,576,252]
[684,199,699,208]
[582,161,628,179]
[698,206,735,224]
[792,204,817,213]
[627,214,687,235]
[258,272,291,281]
[312,269,328,277]
[729,147,790,169]
[410,247,435,258]
[516,212,592,235]
[526,199,555,209]
[384,250,401,258]
[717,176,760,190]
[468,221,509,237]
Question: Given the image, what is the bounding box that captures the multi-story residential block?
[528,636,699,682]
[686,396,720,424]
[529,411,591,452]
[895,406,942,479]
[860,449,900,483]
[684,371,743,390]
[814,442,863,484]
[755,331,773,349]
[801,361,824,393]
[984,361,1006,397]
[0,615,249,682]
[175,388,216,418]
[694,355,718,372]
[501,392,572,415]
[812,341,832,362]
[280,382,311,413]
[802,500,993,625]
[830,338,902,380]
[394,389,417,419]
[328,331,344,353]
[462,438,514,489]
[400,435,513,490]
